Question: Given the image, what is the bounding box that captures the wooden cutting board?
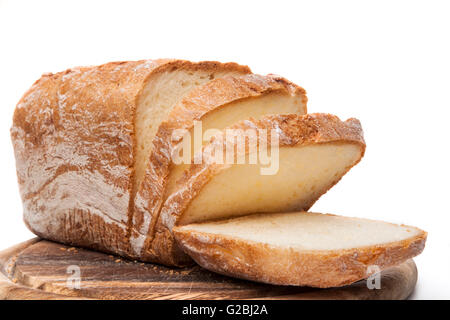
[0,238,417,300]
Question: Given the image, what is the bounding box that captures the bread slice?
[132,74,307,263]
[11,59,250,259]
[173,212,427,288]
[152,113,366,265]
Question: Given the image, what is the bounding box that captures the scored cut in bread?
[152,113,366,266]
[132,74,307,263]
[11,59,250,259]
[173,212,427,288]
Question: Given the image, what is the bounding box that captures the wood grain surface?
[0,239,418,300]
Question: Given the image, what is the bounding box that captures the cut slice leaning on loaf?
[132,74,307,264]
[152,113,366,265]
[173,212,427,288]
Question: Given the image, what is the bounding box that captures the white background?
[0,0,449,299]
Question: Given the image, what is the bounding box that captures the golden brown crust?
[11,59,250,260]
[12,60,164,257]
[173,218,427,287]
[152,113,366,266]
[132,74,307,264]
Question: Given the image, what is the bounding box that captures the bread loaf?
[11,59,426,287]
[11,59,250,259]
[173,212,427,288]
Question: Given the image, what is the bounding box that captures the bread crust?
[153,113,366,266]
[132,74,308,264]
[173,215,427,287]
[11,59,250,259]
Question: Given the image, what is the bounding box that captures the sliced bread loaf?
[173,212,427,287]
[153,113,366,265]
